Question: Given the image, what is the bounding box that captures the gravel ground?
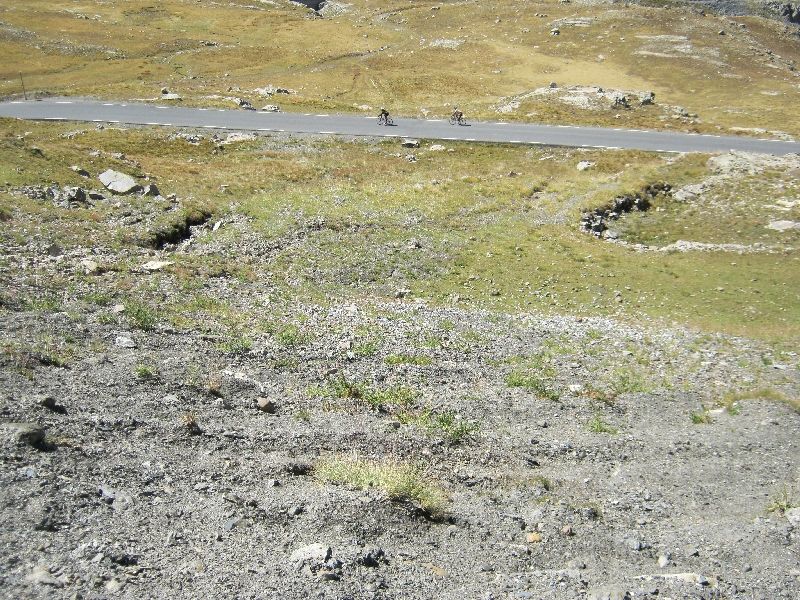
[1,283,798,599]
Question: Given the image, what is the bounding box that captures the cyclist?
[450,106,465,125]
[378,107,391,125]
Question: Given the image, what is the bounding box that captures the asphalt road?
[1,98,799,155]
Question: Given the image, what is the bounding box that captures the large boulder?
[99,169,141,194]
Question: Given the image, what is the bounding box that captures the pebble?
[1,422,46,449]
[256,397,277,413]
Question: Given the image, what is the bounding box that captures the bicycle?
[448,114,467,126]
[378,114,394,126]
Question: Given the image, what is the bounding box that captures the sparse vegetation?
[135,363,157,380]
[690,408,713,425]
[506,371,559,401]
[315,456,447,518]
[399,409,479,444]
[125,301,158,331]
[385,354,433,366]
[767,485,797,514]
[588,412,619,435]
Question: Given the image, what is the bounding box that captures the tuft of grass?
[313,376,418,411]
[294,409,311,422]
[385,353,433,366]
[609,367,648,395]
[767,485,796,514]
[125,301,158,331]
[353,339,381,357]
[400,409,479,444]
[217,333,253,355]
[506,371,559,401]
[587,412,618,434]
[690,408,713,425]
[315,456,447,518]
[135,363,157,380]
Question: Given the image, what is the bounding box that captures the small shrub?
[294,409,311,422]
[719,388,798,414]
[609,368,648,395]
[315,456,447,518]
[354,339,381,357]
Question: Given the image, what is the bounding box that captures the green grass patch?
[315,456,447,518]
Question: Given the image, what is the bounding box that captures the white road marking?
[10,101,22,104]
[316,114,329,117]
[103,103,114,106]
[509,140,523,143]
[56,101,73,104]
[319,131,335,134]
[497,122,509,125]
[465,138,475,141]
[427,119,443,122]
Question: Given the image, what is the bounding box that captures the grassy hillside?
[1,0,798,136]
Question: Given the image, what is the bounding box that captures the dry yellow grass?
[1,0,798,135]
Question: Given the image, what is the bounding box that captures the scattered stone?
[289,543,332,571]
[80,259,101,275]
[657,554,670,568]
[402,139,420,148]
[37,396,67,414]
[99,169,141,194]
[429,144,446,151]
[161,93,182,101]
[526,532,542,543]
[112,304,126,314]
[561,524,574,536]
[70,165,90,177]
[1,422,47,449]
[287,505,304,517]
[767,220,800,231]
[141,260,174,272]
[142,183,160,196]
[261,105,280,112]
[256,397,277,413]
[115,335,136,349]
[577,161,595,171]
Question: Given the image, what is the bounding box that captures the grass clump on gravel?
[587,413,618,435]
[506,371,559,401]
[398,409,480,444]
[315,456,447,519]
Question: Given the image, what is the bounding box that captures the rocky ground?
[1,186,799,599]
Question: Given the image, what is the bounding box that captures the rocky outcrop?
[581,183,671,237]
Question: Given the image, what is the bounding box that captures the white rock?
[115,336,136,348]
[98,169,141,194]
[261,105,280,112]
[289,543,331,570]
[576,161,595,171]
[80,259,100,274]
[429,144,446,151]
[141,260,174,272]
[767,220,800,232]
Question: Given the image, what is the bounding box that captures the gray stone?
[289,543,331,571]
[25,566,64,588]
[161,93,182,101]
[256,397,277,413]
[142,183,160,196]
[99,169,141,194]
[767,220,800,232]
[115,335,136,348]
[657,554,670,568]
[70,165,90,177]
[401,139,420,148]
[1,422,46,449]
[80,259,100,275]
